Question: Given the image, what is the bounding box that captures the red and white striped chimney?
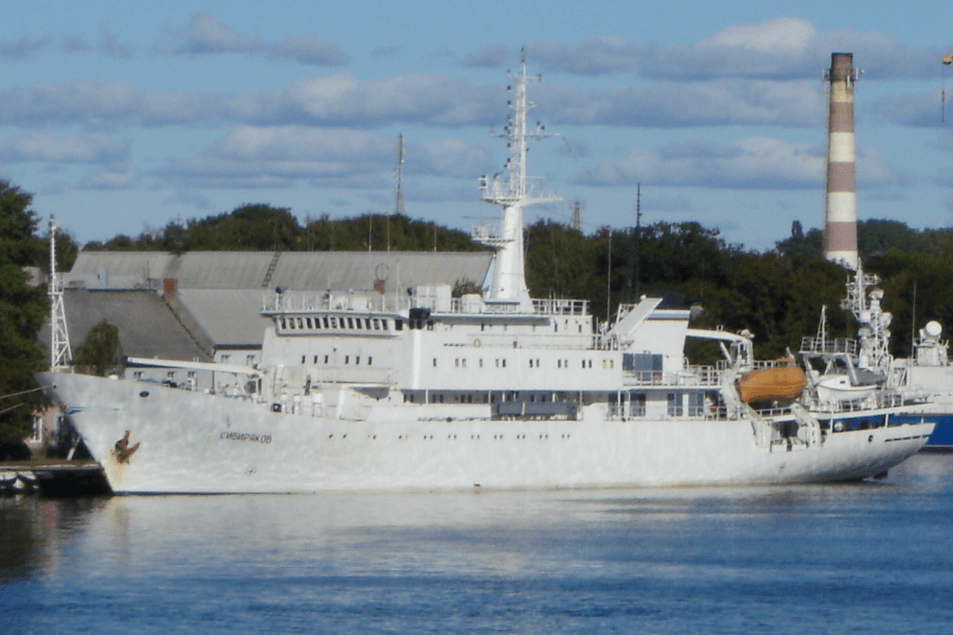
[823,52,859,270]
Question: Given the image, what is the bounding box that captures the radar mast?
[475,51,560,311]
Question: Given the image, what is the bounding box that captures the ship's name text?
[220,431,272,444]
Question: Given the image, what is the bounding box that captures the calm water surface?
[2,454,953,634]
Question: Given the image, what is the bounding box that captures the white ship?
[37,60,934,494]
[799,263,953,450]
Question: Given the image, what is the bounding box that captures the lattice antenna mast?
[476,50,561,308]
[390,133,405,252]
[570,199,583,232]
[482,52,558,205]
[48,216,72,371]
[394,133,405,217]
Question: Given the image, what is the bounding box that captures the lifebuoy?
[474,339,481,348]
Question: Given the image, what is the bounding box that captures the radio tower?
[48,216,72,371]
[391,132,406,252]
[475,51,561,310]
[570,199,584,231]
[394,133,405,217]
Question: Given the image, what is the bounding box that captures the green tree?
[776,220,822,259]
[0,181,49,443]
[73,320,122,376]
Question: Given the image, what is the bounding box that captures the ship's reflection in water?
[2,454,952,635]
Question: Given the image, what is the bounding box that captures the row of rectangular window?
[444,358,612,369]
[280,315,401,332]
[300,354,373,366]
[399,390,709,419]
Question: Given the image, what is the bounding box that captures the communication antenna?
[392,132,406,252]
[394,133,405,216]
[570,199,584,231]
[621,185,642,304]
[606,229,612,323]
[634,184,642,300]
[475,49,561,309]
[49,216,72,371]
[943,53,951,123]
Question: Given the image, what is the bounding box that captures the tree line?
[81,204,484,255]
[7,177,953,442]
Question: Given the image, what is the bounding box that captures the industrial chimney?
[823,53,859,270]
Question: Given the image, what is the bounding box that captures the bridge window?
[630,393,646,417]
[667,393,683,416]
[688,392,705,417]
[624,354,662,382]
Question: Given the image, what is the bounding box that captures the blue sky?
[2,0,952,251]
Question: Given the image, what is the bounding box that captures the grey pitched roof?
[39,289,212,363]
[176,289,272,348]
[66,252,175,289]
[67,251,493,292]
[58,250,495,354]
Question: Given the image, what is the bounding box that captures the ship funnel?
[823,53,860,270]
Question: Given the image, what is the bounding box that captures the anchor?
[114,430,140,464]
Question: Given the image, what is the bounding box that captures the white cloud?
[162,127,393,189]
[0,131,129,163]
[220,74,495,127]
[418,138,493,178]
[0,70,825,132]
[464,43,510,68]
[577,136,825,189]
[541,80,826,128]
[212,126,392,161]
[458,18,936,81]
[532,36,637,74]
[271,35,348,66]
[62,28,134,59]
[80,168,140,190]
[698,16,817,54]
[171,13,348,67]
[873,90,947,128]
[0,36,50,60]
[176,13,264,54]
[577,135,908,191]
[0,82,201,127]
[159,126,492,191]
[639,17,937,81]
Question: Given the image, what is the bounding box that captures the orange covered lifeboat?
[736,359,807,404]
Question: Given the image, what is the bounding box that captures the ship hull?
[893,414,953,451]
[39,372,935,494]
